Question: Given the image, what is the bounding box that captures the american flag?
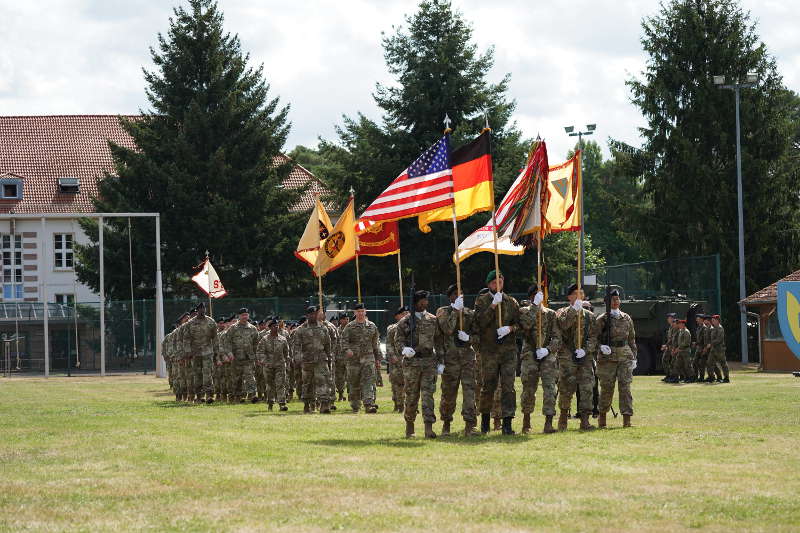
[359,136,454,224]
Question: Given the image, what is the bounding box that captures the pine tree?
[75,0,303,300]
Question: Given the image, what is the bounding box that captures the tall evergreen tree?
[628,0,800,351]
[76,0,304,300]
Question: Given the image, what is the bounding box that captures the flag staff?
[205,250,212,317]
[575,149,584,349]
[350,187,363,304]
[443,115,465,331]
[483,114,503,328]
[397,251,404,307]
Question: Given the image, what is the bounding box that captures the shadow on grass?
[154,401,199,408]
[310,433,533,447]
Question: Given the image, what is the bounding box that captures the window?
[0,178,22,199]
[0,234,23,301]
[58,177,80,193]
[55,294,75,305]
[764,309,784,341]
[54,233,74,269]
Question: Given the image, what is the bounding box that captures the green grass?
[1,369,799,532]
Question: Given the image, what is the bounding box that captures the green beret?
[485,270,503,284]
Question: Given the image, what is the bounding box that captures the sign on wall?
[777,281,800,360]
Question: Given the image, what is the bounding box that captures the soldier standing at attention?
[335,313,350,402]
[660,313,676,382]
[556,283,596,431]
[256,319,290,411]
[700,315,717,382]
[227,308,260,403]
[386,307,408,413]
[589,289,637,428]
[341,303,381,414]
[178,307,197,401]
[293,307,333,414]
[672,319,692,383]
[436,284,478,437]
[693,314,708,382]
[707,315,730,383]
[395,290,443,439]
[473,270,521,436]
[212,317,226,402]
[216,315,235,403]
[518,284,561,434]
[318,309,339,410]
[184,302,219,404]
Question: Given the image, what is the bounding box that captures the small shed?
[741,269,800,372]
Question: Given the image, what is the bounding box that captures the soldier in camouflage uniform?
[227,308,259,402]
[211,317,227,401]
[216,315,235,402]
[589,289,637,428]
[341,303,381,414]
[184,302,219,403]
[700,315,716,382]
[290,319,304,402]
[253,320,268,401]
[319,309,339,410]
[706,315,730,383]
[661,313,677,382]
[692,314,706,382]
[335,314,350,401]
[436,284,478,436]
[473,270,521,436]
[292,307,333,413]
[556,283,596,431]
[518,284,561,434]
[177,308,196,401]
[385,307,407,413]
[672,319,692,382]
[395,290,443,439]
[256,319,289,411]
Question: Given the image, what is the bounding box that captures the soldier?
[183,302,218,403]
[706,315,730,383]
[293,306,333,413]
[386,307,407,413]
[227,308,259,402]
[556,283,596,431]
[660,313,676,382]
[473,270,521,436]
[340,303,381,414]
[700,315,717,382]
[692,314,705,382]
[436,284,478,436]
[335,313,350,402]
[589,289,637,428]
[216,315,234,402]
[256,319,289,411]
[672,319,692,382]
[319,309,339,410]
[395,290,443,439]
[211,317,225,401]
[177,307,197,401]
[518,284,561,434]
[290,318,305,402]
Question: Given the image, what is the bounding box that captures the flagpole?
[483,118,503,328]
[576,149,583,350]
[205,250,212,318]
[537,234,543,348]
[397,251,404,308]
[350,187,362,304]
[442,117,464,331]
[318,272,324,312]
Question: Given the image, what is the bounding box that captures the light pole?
[714,72,758,364]
[564,123,596,275]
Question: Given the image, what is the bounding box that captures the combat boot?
[267,402,274,411]
[521,413,531,434]
[722,377,730,383]
[543,415,556,434]
[424,421,437,439]
[579,413,596,431]
[206,397,214,405]
[279,404,288,411]
[366,405,378,414]
[441,420,451,437]
[501,417,515,435]
[557,411,569,432]
[303,401,311,414]
[480,413,491,435]
[598,412,607,428]
[623,414,632,427]
[175,392,181,402]
[330,403,337,411]
[405,420,415,438]
[493,417,502,431]
[320,402,331,414]
[250,396,259,404]
[464,421,478,437]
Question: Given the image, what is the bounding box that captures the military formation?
[161,268,733,439]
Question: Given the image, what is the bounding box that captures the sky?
[1,0,798,163]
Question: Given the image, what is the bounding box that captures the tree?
[628,0,800,351]
[75,0,304,301]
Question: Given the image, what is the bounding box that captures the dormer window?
[0,177,22,199]
[58,177,80,193]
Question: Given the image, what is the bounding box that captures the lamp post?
[714,72,758,364]
[564,123,596,275]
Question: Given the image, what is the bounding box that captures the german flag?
[418,131,493,232]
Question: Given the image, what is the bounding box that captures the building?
[0,114,332,373]
[741,269,800,372]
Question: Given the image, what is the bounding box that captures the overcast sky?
[1,0,797,163]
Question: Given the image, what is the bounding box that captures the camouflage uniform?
[217,327,233,399]
[473,291,521,419]
[162,331,174,392]
[227,321,259,399]
[341,319,381,412]
[556,305,595,416]
[589,310,637,416]
[385,323,405,410]
[674,327,692,381]
[707,323,729,380]
[335,324,349,399]
[175,323,193,398]
[394,311,442,424]
[290,328,303,401]
[256,333,289,405]
[185,314,219,400]
[322,320,339,402]
[694,321,708,380]
[435,305,477,425]
[662,323,676,379]
[292,322,333,405]
[518,305,561,416]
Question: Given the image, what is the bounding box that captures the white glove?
[533,291,544,306]
[630,359,637,370]
[402,347,416,357]
[610,309,621,318]
[451,295,464,311]
[600,345,612,355]
[574,348,586,359]
[535,347,549,359]
[457,330,470,342]
[436,364,445,375]
[496,326,511,338]
[492,291,503,305]
[572,298,583,311]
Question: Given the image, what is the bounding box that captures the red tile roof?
[272,153,336,212]
[0,115,332,214]
[741,269,800,305]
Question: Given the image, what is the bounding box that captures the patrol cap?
[485,270,503,284]
[238,307,249,315]
[446,284,458,297]
[353,303,366,310]
[394,306,408,316]
[527,284,538,296]
[413,290,429,303]
[566,283,579,296]
[305,305,318,315]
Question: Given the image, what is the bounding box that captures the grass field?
[1,368,799,532]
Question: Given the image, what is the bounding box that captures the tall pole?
[41,217,49,378]
[99,216,105,377]
[734,87,748,364]
[578,132,585,276]
[397,252,404,308]
[451,206,464,330]
[155,215,166,378]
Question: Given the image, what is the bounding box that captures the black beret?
[609,289,620,297]
[238,307,249,314]
[305,306,317,314]
[413,290,429,303]
[195,301,206,309]
[353,303,366,310]
[566,283,579,296]
[666,312,677,318]
[394,306,408,316]
[177,312,190,321]
[527,284,538,297]
[446,284,458,297]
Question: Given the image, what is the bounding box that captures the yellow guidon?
[786,291,800,343]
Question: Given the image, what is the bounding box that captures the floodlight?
[586,124,596,132]
[713,75,725,85]
[745,72,758,84]
[564,126,574,134]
